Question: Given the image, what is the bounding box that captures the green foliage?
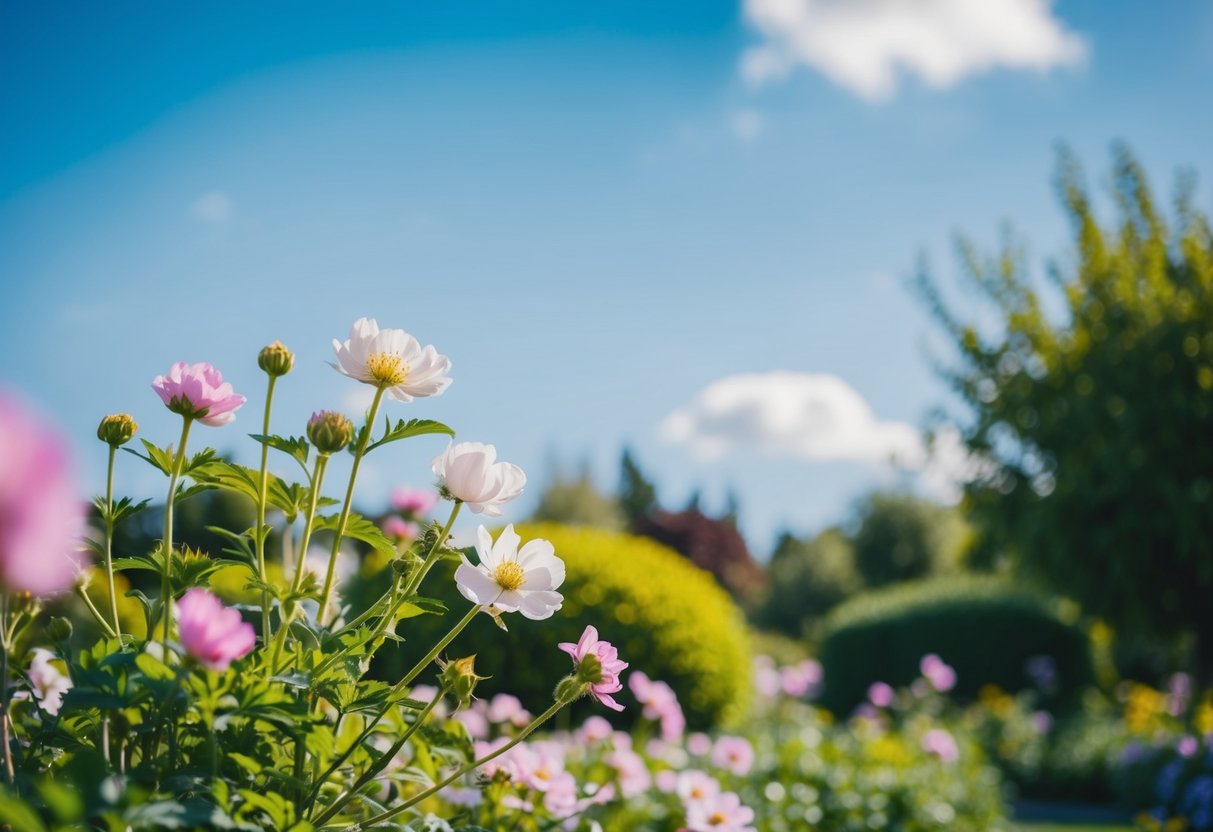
[918,146,1213,670]
[756,528,861,638]
[530,472,626,531]
[375,523,753,728]
[850,491,970,587]
[817,576,1094,715]
[617,448,657,526]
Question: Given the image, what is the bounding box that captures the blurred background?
[3,2,1213,826]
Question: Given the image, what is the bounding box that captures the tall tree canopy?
[921,146,1213,673]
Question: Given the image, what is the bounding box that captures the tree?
[850,491,969,588]
[618,447,657,526]
[920,146,1213,675]
[756,527,862,637]
[531,471,626,531]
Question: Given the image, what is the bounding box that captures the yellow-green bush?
[375,523,753,728]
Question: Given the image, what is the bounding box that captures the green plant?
[374,523,753,729]
[817,576,1094,715]
[757,528,862,638]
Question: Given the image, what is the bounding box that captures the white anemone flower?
[432,442,526,517]
[331,317,452,403]
[28,648,72,716]
[455,525,564,620]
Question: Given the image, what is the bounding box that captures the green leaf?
[250,433,311,477]
[0,791,49,832]
[124,438,176,476]
[314,512,396,557]
[395,596,448,620]
[93,495,152,528]
[364,418,454,454]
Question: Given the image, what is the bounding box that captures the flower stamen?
[366,352,409,386]
[493,561,526,591]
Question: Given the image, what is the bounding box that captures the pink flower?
[687,732,713,757]
[381,516,419,542]
[151,361,246,426]
[920,653,957,692]
[781,660,823,698]
[390,486,439,517]
[867,681,895,708]
[675,769,722,807]
[177,588,256,670]
[629,671,686,740]
[921,728,959,764]
[0,395,85,595]
[711,736,754,777]
[606,748,651,798]
[684,790,756,832]
[558,626,629,712]
[487,693,532,727]
[453,707,490,740]
[577,715,614,744]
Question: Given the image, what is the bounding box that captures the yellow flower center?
[708,812,726,826]
[366,352,409,386]
[690,787,704,798]
[493,561,526,592]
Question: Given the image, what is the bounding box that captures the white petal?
[455,564,500,606]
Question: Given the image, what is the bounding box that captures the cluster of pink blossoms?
[630,671,686,740]
[753,655,823,701]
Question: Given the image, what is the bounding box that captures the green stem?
[356,701,567,828]
[161,417,194,651]
[400,501,462,598]
[255,375,278,646]
[318,387,385,624]
[310,685,446,823]
[0,597,13,785]
[77,586,118,641]
[397,604,481,690]
[103,446,122,637]
[272,454,330,671]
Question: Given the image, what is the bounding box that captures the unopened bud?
[258,340,295,377]
[97,413,138,447]
[47,616,74,643]
[437,655,487,710]
[307,411,354,455]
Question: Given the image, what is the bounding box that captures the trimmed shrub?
[817,576,1094,716]
[373,523,753,728]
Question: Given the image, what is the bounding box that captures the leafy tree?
[618,447,657,526]
[850,491,969,588]
[531,471,626,531]
[634,508,766,606]
[757,527,862,637]
[919,146,1213,675]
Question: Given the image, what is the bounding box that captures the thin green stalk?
[76,586,118,640]
[355,701,567,828]
[161,417,194,650]
[0,596,13,785]
[271,454,330,671]
[255,375,279,645]
[309,685,446,822]
[102,446,122,636]
[396,604,480,690]
[400,501,461,598]
[318,387,385,624]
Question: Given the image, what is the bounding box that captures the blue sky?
[2,1,1211,555]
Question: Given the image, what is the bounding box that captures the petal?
[455,564,500,606]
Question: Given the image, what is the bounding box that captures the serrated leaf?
[124,439,176,476]
[250,433,311,477]
[364,418,454,454]
[314,512,396,557]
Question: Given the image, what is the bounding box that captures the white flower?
[27,648,72,716]
[432,442,526,517]
[331,317,452,403]
[455,525,564,619]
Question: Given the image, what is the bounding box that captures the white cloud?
[741,0,1087,101]
[661,371,978,501]
[191,191,234,223]
[730,108,766,141]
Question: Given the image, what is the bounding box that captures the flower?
[920,653,957,692]
[629,671,686,740]
[96,413,138,447]
[684,790,756,832]
[330,317,451,402]
[921,728,959,763]
[711,736,754,776]
[257,340,295,377]
[151,361,246,426]
[607,748,651,798]
[558,625,629,711]
[867,681,895,708]
[307,410,354,454]
[27,649,72,716]
[455,525,564,619]
[382,516,419,542]
[0,395,85,595]
[432,442,526,517]
[674,769,722,807]
[390,486,439,517]
[177,588,256,671]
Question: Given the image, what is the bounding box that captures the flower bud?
[258,340,295,377]
[437,655,487,710]
[307,411,354,455]
[554,675,588,705]
[47,616,74,643]
[97,413,138,447]
[574,652,605,685]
